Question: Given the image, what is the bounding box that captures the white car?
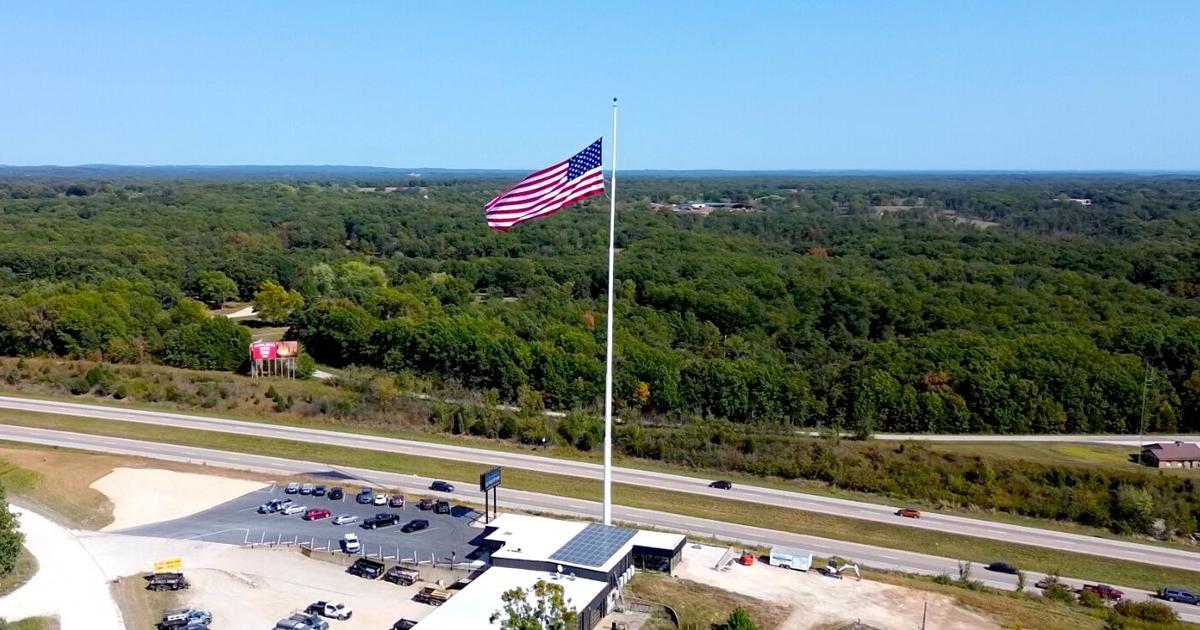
[373,493,388,506]
[284,482,300,494]
[341,533,361,553]
[282,504,307,516]
[332,514,358,526]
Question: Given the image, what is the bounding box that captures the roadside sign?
[480,467,502,492]
[154,557,183,573]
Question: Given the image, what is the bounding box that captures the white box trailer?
[769,547,812,571]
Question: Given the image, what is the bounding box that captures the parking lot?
[116,481,486,565]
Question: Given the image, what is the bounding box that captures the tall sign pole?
[602,97,618,526]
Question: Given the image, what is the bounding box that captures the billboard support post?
[249,340,300,379]
[480,467,502,523]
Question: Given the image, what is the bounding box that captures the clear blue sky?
[2,1,1197,170]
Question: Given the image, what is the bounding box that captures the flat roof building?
[415,514,686,630]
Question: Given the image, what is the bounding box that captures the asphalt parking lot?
[117,482,485,564]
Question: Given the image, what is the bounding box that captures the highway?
[0,395,1194,572]
[0,422,1194,623]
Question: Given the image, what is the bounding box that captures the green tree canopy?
[493,579,578,630]
[253,280,304,324]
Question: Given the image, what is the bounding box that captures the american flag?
[484,139,605,231]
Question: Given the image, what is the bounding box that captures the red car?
[389,494,405,508]
[418,498,434,511]
[1080,584,1124,601]
[896,508,922,519]
[303,508,332,521]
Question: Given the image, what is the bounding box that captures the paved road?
[0,423,1194,624]
[1,395,1194,572]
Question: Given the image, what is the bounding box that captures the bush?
[1079,590,1105,608]
[1113,600,1177,623]
[1044,583,1075,604]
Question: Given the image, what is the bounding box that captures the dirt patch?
[628,572,789,629]
[110,575,181,630]
[675,545,998,630]
[91,468,266,531]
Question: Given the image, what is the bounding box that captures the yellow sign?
[154,558,182,573]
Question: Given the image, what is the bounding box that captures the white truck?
[306,600,353,621]
[768,547,812,571]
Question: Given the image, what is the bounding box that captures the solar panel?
[550,523,637,568]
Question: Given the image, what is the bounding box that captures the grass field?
[6,618,60,630]
[0,547,37,598]
[0,410,1197,593]
[627,573,789,630]
[110,574,179,630]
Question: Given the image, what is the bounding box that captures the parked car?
[985,562,1019,575]
[355,489,374,504]
[306,600,353,621]
[282,503,307,516]
[401,519,429,533]
[303,508,332,521]
[284,482,301,494]
[430,480,454,492]
[348,557,386,579]
[709,480,732,490]
[273,619,309,630]
[332,514,359,526]
[157,608,212,630]
[1160,587,1199,604]
[341,533,361,553]
[363,513,402,529]
[388,494,405,508]
[392,619,418,630]
[287,612,329,630]
[418,498,434,511]
[300,483,315,495]
[384,566,420,586]
[145,572,190,591]
[895,508,922,519]
[373,493,388,506]
[434,500,450,514]
[258,498,291,514]
[1080,584,1124,601]
[328,486,344,501]
[313,485,327,497]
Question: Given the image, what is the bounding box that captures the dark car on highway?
[401,519,429,533]
[709,480,732,490]
[1160,587,1199,604]
[347,558,385,579]
[418,498,434,510]
[328,487,344,501]
[430,480,454,492]
[356,489,374,504]
[363,513,402,529]
[985,562,1019,575]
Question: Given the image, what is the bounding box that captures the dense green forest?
[3,176,1200,436]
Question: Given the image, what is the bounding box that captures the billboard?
[249,340,299,360]
[154,557,183,573]
[480,467,502,492]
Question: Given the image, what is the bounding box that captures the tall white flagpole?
[602,97,618,526]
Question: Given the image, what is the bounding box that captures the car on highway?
[430,480,454,492]
[709,480,732,490]
[984,562,1019,575]
[401,519,429,533]
[1080,584,1124,601]
[347,557,385,579]
[418,498,434,511]
[388,494,405,508]
[435,500,450,514]
[281,504,307,516]
[1035,576,1065,590]
[328,487,344,501]
[1159,587,1199,604]
[303,508,332,521]
[284,482,300,494]
[373,493,388,506]
[300,483,315,495]
[341,533,361,553]
[895,508,922,519]
[313,485,327,497]
[363,513,402,529]
[332,514,359,526]
[306,600,353,621]
[355,489,374,504]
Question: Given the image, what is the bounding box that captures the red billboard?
[249,340,298,360]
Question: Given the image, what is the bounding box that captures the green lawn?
[1,409,1198,593]
[0,547,37,598]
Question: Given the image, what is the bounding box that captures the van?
[768,547,812,571]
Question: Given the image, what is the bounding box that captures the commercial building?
[415,514,686,630]
[1141,441,1200,468]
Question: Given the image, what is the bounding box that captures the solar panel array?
[549,523,637,568]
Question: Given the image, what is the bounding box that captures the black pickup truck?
[347,558,386,579]
[363,513,402,529]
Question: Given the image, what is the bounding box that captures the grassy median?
[0,408,1197,593]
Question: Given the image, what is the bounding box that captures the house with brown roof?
[1141,441,1200,468]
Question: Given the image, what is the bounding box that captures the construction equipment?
[822,558,861,581]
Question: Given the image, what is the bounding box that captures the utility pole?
[1138,365,1154,466]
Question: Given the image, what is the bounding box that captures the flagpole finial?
[613,97,617,105]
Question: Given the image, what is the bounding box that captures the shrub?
[1113,600,1177,623]
[1079,590,1105,608]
